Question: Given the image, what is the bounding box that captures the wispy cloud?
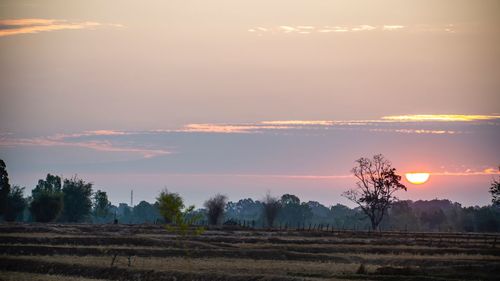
[382,25,405,31]
[248,23,466,36]
[249,24,396,35]
[369,128,459,135]
[0,18,123,37]
[260,120,334,126]
[432,168,500,176]
[181,123,290,133]
[382,114,500,122]
[173,114,499,134]
[1,114,497,156]
[0,130,169,158]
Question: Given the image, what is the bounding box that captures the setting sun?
[405,172,430,185]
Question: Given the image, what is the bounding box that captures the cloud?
[279,26,297,33]
[181,123,290,133]
[0,130,169,159]
[174,114,498,134]
[351,25,376,32]
[382,114,500,122]
[382,25,405,31]
[247,23,472,36]
[85,130,129,136]
[369,128,459,134]
[249,24,395,35]
[261,120,334,126]
[183,124,258,133]
[1,114,496,157]
[0,18,123,37]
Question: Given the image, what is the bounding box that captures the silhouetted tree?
[133,200,161,223]
[420,209,446,230]
[490,166,500,206]
[342,154,406,230]
[279,194,312,226]
[156,189,184,224]
[61,176,93,222]
[0,159,11,216]
[474,206,500,232]
[4,185,27,222]
[30,174,63,222]
[93,190,110,218]
[383,200,419,231]
[262,192,281,228]
[226,198,262,222]
[331,204,356,229]
[204,194,227,225]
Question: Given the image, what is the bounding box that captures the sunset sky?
[1,0,499,207]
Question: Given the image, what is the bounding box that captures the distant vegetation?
[1,158,499,232]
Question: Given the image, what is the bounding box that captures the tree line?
[1,157,499,232]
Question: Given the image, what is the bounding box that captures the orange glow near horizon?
[405,173,431,185]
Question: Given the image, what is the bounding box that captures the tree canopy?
[4,185,26,222]
[0,159,11,216]
[30,174,64,222]
[156,189,185,224]
[93,189,111,219]
[61,176,93,222]
[278,194,312,226]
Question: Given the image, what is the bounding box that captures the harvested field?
[1,223,499,280]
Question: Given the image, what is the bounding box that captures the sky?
[0,0,499,208]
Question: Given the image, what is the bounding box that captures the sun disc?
[405,173,430,184]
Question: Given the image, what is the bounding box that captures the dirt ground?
[1,223,499,280]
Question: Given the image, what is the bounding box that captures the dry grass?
[317,251,500,261]
[0,271,110,281]
[1,224,499,280]
[3,255,378,278]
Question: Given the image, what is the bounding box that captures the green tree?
[93,190,110,219]
[156,189,203,237]
[4,185,27,222]
[30,174,63,222]
[342,154,407,230]
[0,159,11,216]
[61,176,93,222]
[156,189,185,224]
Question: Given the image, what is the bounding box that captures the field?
[1,224,499,281]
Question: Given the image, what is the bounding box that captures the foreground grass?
[0,271,110,281]
[2,255,375,278]
[1,224,499,280]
